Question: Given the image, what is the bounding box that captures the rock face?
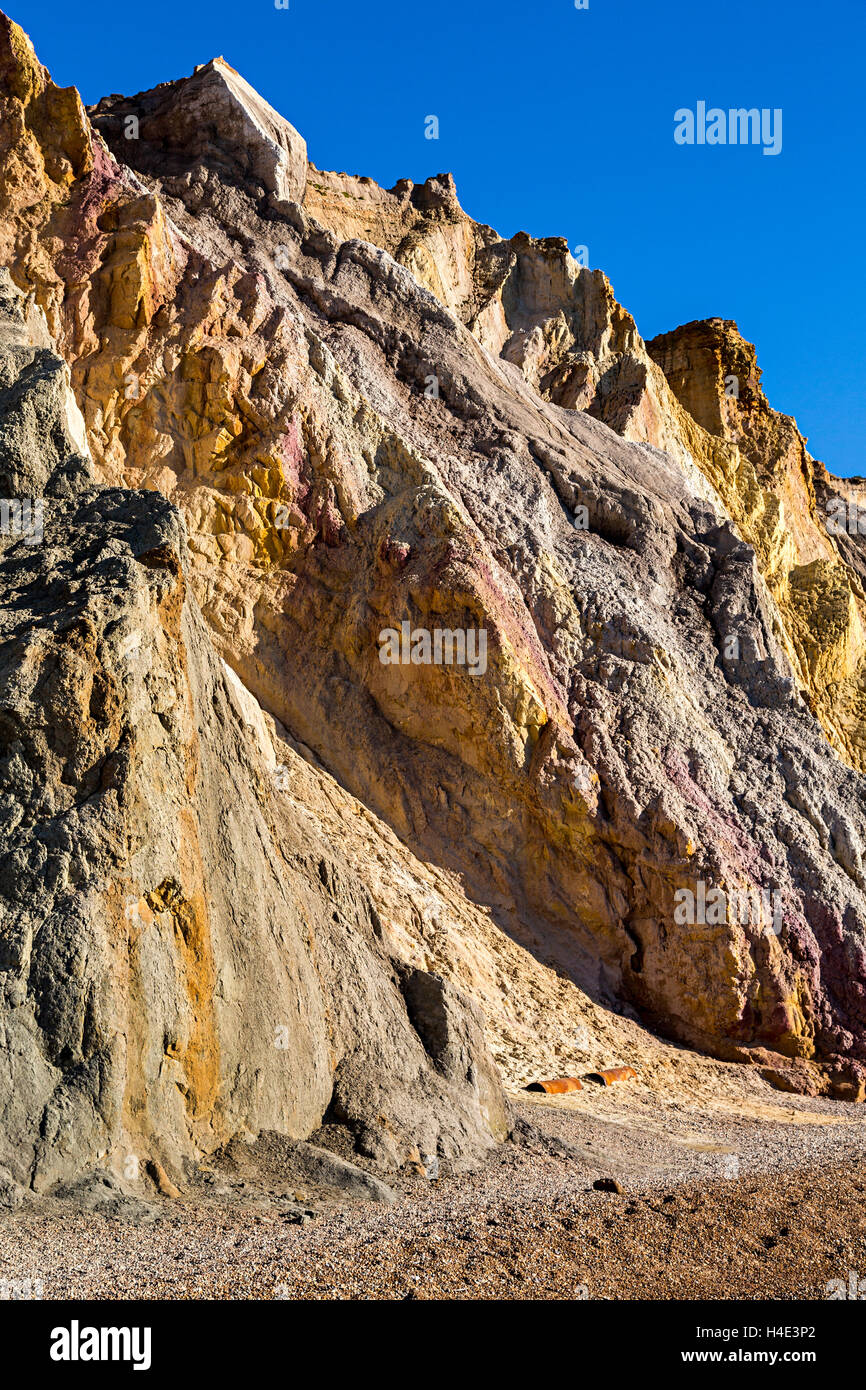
[91,59,308,211]
[307,159,866,780]
[647,318,866,773]
[0,267,507,1193]
[1,4,866,1200]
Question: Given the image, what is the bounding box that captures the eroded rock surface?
[648,317,866,771]
[92,58,307,211]
[0,268,507,1193]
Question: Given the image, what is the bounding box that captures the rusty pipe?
[586,1066,637,1086]
[525,1076,583,1094]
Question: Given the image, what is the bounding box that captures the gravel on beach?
[2,1093,865,1302]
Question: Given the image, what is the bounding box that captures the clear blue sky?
[8,0,865,476]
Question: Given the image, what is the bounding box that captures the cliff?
[2,12,866,1197]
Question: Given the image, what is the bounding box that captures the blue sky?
[9,0,865,475]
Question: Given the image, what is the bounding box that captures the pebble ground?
[2,1094,865,1301]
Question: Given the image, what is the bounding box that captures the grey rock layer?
[0,273,508,1193]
